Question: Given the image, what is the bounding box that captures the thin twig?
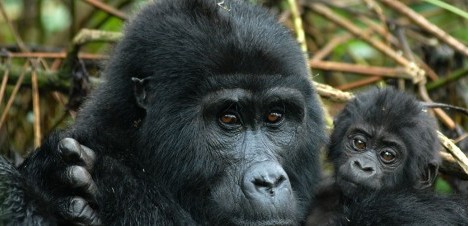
[310,34,352,62]
[0,62,28,130]
[381,0,468,57]
[426,68,468,90]
[0,64,9,106]
[287,0,307,53]
[439,151,468,180]
[310,61,409,79]
[72,29,122,45]
[82,0,127,20]
[336,76,382,91]
[313,81,354,102]
[7,52,107,60]
[0,0,28,51]
[437,131,468,175]
[307,3,425,83]
[31,60,41,147]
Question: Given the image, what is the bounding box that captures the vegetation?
[1,0,467,191]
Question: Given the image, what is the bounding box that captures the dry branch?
[310,61,410,79]
[73,29,122,45]
[31,61,41,147]
[82,0,127,20]
[313,81,354,102]
[307,3,425,83]
[381,0,468,57]
[437,131,468,175]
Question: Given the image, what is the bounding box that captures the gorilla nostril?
[353,160,374,173]
[242,162,292,200]
[252,175,286,190]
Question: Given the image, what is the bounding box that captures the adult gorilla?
[19,0,326,224]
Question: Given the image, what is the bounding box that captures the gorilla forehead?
[348,88,424,126]
[114,0,308,81]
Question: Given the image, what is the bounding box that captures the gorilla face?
[328,88,440,197]
[134,73,322,225]
[334,123,409,195]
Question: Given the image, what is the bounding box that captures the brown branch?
[0,66,9,106]
[310,61,409,79]
[31,61,41,147]
[313,82,354,102]
[72,29,122,45]
[440,152,468,180]
[381,0,468,57]
[287,0,307,53]
[0,1,28,51]
[310,34,352,62]
[437,131,468,175]
[0,62,28,131]
[8,52,107,60]
[307,3,425,83]
[82,0,127,20]
[336,77,382,91]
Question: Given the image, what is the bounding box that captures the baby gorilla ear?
[132,77,150,110]
[414,161,439,190]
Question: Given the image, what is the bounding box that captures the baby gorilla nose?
[353,160,375,174]
[242,162,292,202]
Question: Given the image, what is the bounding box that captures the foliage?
[0,0,467,191]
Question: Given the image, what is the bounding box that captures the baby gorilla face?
[328,88,440,197]
[335,125,407,195]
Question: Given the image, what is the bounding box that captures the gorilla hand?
[54,138,100,225]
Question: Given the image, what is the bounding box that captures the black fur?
[0,156,56,226]
[19,0,326,225]
[340,189,468,226]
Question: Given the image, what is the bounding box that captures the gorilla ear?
[132,77,149,110]
[415,161,439,190]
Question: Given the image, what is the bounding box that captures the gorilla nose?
[353,160,375,175]
[242,162,292,200]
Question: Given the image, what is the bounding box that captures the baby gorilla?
[308,88,468,225]
[331,88,439,194]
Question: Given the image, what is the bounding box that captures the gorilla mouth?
[338,177,358,188]
[231,218,295,226]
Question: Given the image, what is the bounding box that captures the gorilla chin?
[210,161,300,225]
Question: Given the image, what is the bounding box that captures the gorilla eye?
[380,150,396,163]
[352,138,366,151]
[266,112,283,124]
[219,113,239,125]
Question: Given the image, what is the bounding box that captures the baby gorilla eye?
[219,113,239,125]
[380,150,396,163]
[266,112,283,124]
[352,138,366,151]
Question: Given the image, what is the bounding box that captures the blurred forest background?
[1,0,468,193]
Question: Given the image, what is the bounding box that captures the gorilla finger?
[80,144,96,170]
[58,138,82,162]
[57,197,101,226]
[59,138,95,171]
[62,166,98,202]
